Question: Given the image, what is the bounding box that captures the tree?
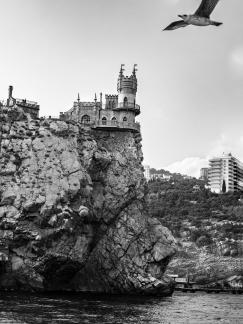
[222,180,226,193]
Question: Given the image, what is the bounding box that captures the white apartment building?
[200,168,209,181]
[144,165,151,181]
[208,153,243,193]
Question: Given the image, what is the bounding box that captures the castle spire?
[133,64,137,77]
[118,64,125,93]
[119,64,125,77]
[77,93,80,103]
[94,93,97,102]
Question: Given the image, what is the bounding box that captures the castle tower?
[116,65,140,116]
[7,85,15,107]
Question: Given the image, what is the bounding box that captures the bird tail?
[211,21,223,27]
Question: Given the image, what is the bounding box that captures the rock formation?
[0,106,176,295]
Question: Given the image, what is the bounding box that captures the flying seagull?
[163,0,222,31]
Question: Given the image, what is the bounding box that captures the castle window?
[123,97,128,107]
[123,116,127,122]
[102,117,107,125]
[111,117,117,123]
[81,115,91,124]
[112,101,115,108]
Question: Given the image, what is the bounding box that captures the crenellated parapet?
[105,95,118,98]
[105,94,118,109]
[117,64,137,94]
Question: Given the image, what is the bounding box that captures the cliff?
[0,106,177,295]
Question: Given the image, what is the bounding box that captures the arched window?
[112,101,115,108]
[123,116,127,122]
[123,97,128,107]
[102,117,107,125]
[111,117,117,124]
[81,115,90,124]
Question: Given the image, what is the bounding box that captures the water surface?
[0,291,242,323]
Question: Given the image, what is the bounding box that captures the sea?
[0,291,242,324]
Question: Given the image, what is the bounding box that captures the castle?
[1,65,140,133]
[60,64,140,133]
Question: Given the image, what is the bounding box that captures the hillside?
[147,169,243,287]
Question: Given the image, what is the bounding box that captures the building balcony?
[91,120,140,133]
[114,103,140,116]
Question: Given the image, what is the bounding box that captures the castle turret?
[6,85,39,118]
[7,85,15,107]
[116,65,140,116]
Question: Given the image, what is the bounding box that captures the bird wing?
[194,0,220,18]
[163,20,188,31]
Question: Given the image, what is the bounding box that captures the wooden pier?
[168,274,243,295]
[175,287,243,294]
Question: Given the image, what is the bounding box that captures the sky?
[0,0,243,177]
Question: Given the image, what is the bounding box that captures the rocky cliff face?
[0,106,176,295]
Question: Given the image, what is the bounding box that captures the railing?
[93,120,140,132]
[39,116,141,132]
[16,98,38,106]
[47,115,60,120]
[117,103,140,110]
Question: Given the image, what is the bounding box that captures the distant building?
[183,175,193,180]
[150,173,171,181]
[144,165,150,181]
[193,184,201,192]
[208,153,243,193]
[163,174,172,181]
[200,168,209,181]
[60,65,140,133]
[150,174,162,180]
[6,85,40,119]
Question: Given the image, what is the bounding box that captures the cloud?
[165,157,208,178]
[230,46,243,77]
[208,133,243,160]
[164,133,243,178]
[164,0,181,5]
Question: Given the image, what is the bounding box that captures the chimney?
[8,85,13,99]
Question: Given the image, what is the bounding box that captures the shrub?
[196,234,212,247]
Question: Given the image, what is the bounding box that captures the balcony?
[91,120,140,133]
[114,103,140,116]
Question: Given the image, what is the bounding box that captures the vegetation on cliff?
[147,169,243,286]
